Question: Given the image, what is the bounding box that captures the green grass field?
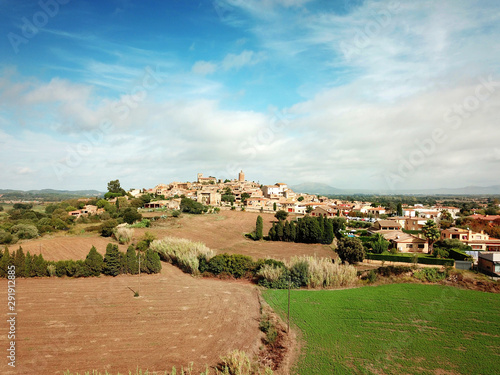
[263,284,500,374]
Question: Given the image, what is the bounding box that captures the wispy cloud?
[192,50,266,75]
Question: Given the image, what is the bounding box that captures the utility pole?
[138,249,141,296]
[287,276,291,334]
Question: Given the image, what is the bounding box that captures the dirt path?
[0,264,262,375]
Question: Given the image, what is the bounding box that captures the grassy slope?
[264,284,500,375]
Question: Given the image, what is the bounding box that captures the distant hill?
[415,185,500,195]
[290,182,345,195]
[0,189,104,201]
[291,184,500,196]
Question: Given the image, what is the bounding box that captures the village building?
[382,231,429,253]
[441,227,500,251]
[370,220,403,232]
[478,252,500,276]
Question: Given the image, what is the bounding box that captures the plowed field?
[0,264,261,375]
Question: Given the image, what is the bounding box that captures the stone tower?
[238,170,245,182]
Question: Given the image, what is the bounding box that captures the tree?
[297,196,304,202]
[0,247,11,277]
[25,251,34,277]
[222,194,235,203]
[331,217,347,240]
[275,210,288,221]
[107,179,125,195]
[180,197,207,214]
[371,234,390,254]
[14,247,25,277]
[255,216,263,240]
[143,249,162,274]
[397,202,403,216]
[125,245,139,274]
[122,207,142,224]
[241,192,250,203]
[85,246,104,276]
[423,220,440,254]
[273,202,277,211]
[100,219,117,237]
[337,237,365,264]
[306,206,313,213]
[103,243,121,276]
[32,254,47,277]
[322,218,334,244]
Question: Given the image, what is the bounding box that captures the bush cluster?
[202,254,255,278]
[257,255,357,289]
[151,237,214,274]
[413,268,446,282]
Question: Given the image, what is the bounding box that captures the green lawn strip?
[263,284,500,375]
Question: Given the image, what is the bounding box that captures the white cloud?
[192,50,266,75]
[221,50,265,70]
[192,60,218,75]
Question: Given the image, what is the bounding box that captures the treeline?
[0,244,161,278]
[268,216,346,244]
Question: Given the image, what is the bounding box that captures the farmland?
[0,263,261,375]
[263,284,500,375]
[8,210,335,262]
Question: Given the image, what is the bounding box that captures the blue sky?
[1,0,499,191]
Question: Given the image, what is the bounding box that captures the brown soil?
[0,264,262,375]
[7,234,128,261]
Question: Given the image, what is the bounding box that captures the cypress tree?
[33,254,47,277]
[85,246,104,276]
[276,220,284,241]
[103,243,121,276]
[268,225,276,241]
[284,221,291,242]
[323,219,334,244]
[0,247,11,277]
[14,247,26,277]
[126,245,139,274]
[144,249,162,274]
[24,251,33,277]
[290,221,297,242]
[255,216,263,240]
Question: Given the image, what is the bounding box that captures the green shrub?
[414,268,446,282]
[11,224,38,239]
[367,269,377,283]
[100,219,117,237]
[257,264,288,288]
[377,265,413,277]
[180,198,207,214]
[290,260,310,287]
[0,230,15,244]
[432,247,449,259]
[207,254,255,278]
